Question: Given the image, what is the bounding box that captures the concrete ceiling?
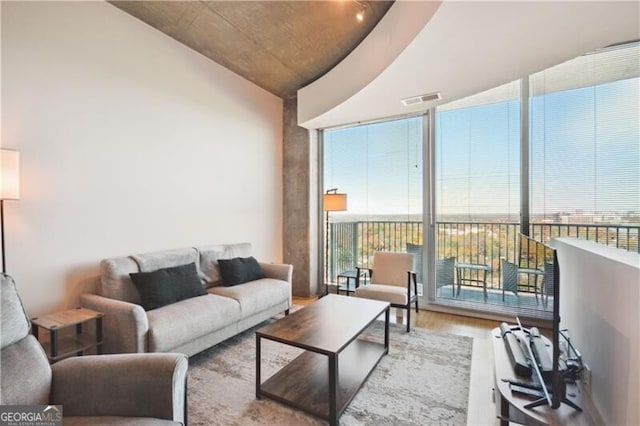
[110,1,393,99]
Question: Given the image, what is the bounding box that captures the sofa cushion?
[146,294,241,352]
[100,257,142,304]
[354,283,412,305]
[195,243,252,286]
[130,269,175,311]
[130,263,205,311]
[132,248,199,273]
[218,257,264,286]
[166,263,206,301]
[207,278,289,317]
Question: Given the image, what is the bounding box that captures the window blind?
[530,42,640,225]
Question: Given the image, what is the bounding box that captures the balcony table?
[455,262,490,301]
[336,269,368,296]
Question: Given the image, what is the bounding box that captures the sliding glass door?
[323,117,423,293]
[433,81,523,311]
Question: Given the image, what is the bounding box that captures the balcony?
[327,220,639,313]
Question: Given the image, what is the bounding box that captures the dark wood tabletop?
[256,294,389,355]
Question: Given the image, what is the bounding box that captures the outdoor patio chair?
[501,258,519,301]
[437,257,456,297]
[406,242,423,284]
[542,261,555,309]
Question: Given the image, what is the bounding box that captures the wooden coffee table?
[255,294,390,425]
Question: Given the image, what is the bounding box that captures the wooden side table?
[31,307,103,363]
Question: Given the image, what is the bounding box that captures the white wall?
[1,2,283,315]
[555,238,640,425]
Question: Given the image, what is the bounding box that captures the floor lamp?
[0,149,20,274]
[323,189,347,295]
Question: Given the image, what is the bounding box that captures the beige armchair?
[0,274,188,425]
[354,252,418,332]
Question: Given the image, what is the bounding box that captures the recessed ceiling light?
[401,92,442,106]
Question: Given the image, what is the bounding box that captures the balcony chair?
[436,257,457,297]
[0,274,188,425]
[501,258,519,301]
[542,261,555,309]
[405,242,423,284]
[354,252,418,332]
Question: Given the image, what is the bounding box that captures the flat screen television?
[517,233,581,411]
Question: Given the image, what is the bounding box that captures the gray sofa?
[81,243,292,356]
[1,274,188,425]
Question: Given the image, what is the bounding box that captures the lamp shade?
[324,193,347,212]
[0,149,20,200]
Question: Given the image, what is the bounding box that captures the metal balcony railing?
[327,221,640,295]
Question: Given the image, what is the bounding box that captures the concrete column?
[283,97,319,297]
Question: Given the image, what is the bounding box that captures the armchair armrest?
[80,294,149,353]
[355,266,373,286]
[260,262,293,284]
[355,266,373,275]
[51,353,188,422]
[260,262,293,307]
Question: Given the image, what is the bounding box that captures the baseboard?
[581,385,605,425]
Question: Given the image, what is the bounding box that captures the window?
[320,41,639,319]
[430,41,639,317]
[435,81,522,309]
[323,117,423,283]
[530,42,640,236]
[437,81,521,222]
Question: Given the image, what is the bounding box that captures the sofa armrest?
[260,262,293,284]
[80,294,149,353]
[51,353,187,422]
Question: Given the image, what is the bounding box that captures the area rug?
[188,318,473,426]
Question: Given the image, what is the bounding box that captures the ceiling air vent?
[401,92,441,107]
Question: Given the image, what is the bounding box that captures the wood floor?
[292,296,502,426]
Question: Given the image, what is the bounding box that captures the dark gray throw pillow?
[130,262,205,311]
[130,268,176,311]
[165,262,206,301]
[218,256,265,286]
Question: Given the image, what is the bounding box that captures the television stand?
[492,328,593,425]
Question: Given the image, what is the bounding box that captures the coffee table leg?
[256,335,262,399]
[384,307,390,354]
[329,354,338,426]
